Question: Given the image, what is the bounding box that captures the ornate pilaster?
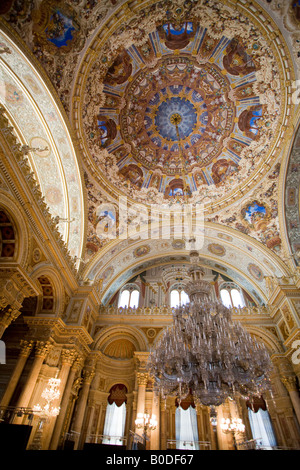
[71,366,95,449]
[14,340,53,420]
[43,349,77,449]
[133,352,150,438]
[278,358,300,427]
[54,355,84,449]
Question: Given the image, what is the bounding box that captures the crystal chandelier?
[30,377,61,450]
[147,249,273,408]
[33,378,61,418]
[135,412,157,448]
[220,418,245,434]
[135,412,157,432]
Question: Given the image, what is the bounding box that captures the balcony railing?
[99,305,271,317]
[85,434,127,446]
[0,406,35,425]
[167,439,211,450]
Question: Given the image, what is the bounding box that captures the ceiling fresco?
[81,2,289,210]
[0,28,85,259]
[82,224,291,306]
[0,0,299,300]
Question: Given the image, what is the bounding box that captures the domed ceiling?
[0,0,299,295]
[80,0,290,210]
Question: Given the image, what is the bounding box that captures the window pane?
[129,290,139,308]
[231,289,244,308]
[248,408,277,449]
[181,291,189,305]
[171,290,180,308]
[119,290,130,308]
[175,406,199,450]
[220,289,232,308]
[103,402,126,446]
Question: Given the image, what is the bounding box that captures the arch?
[219,282,246,308]
[0,192,30,267]
[37,275,55,314]
[244,326,284,355]
[279,111,300,270]
[0,26,85,260]
[118,283,140,309]
[93,325,148,354]
[29,265,65,317]
[83,223,291,306]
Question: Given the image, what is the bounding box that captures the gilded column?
[150,390,160,450]
[50,356,83,449]
[14,340,52,422]
[84,399,96,443]
[125,392,133,449]
[71,368,95,449]
[135,372,148,436]
[196,404,203,444]
[0,339,34,408]
[281,375,300,426]
[44,349,77,449]
[160,400,167,450]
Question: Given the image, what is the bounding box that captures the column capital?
[35,340,53,358]
[136,372,149,386]
[0,306,21,328]
[61,348,77,366]
[19,339,34,357]
[71,353,84,371]
[281,375,298,392]
[82,369,95,385]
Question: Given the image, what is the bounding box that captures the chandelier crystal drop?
[147,250,273,407]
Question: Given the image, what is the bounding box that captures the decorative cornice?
[0,106,78,278]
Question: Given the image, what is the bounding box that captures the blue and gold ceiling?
[83,14,284,205]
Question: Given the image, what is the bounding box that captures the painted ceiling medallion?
[119,55,233,181]
[81,2,286,208]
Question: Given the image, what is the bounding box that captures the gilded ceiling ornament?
[80,0,289,211]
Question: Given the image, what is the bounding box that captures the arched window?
[175,406,199,450]
[175,394,199,450]
[118,289,130,308]
[130,289,139,308]
[220,289,232,308]
[170,289,189,308]
[170,290,180,308]
[246,396,277,449]
[231,289,244,308]
[118,285,140,308]
[180,291,190,306]
[220,283,245,308]
[102,384,127,446]
[248,408,277,449]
